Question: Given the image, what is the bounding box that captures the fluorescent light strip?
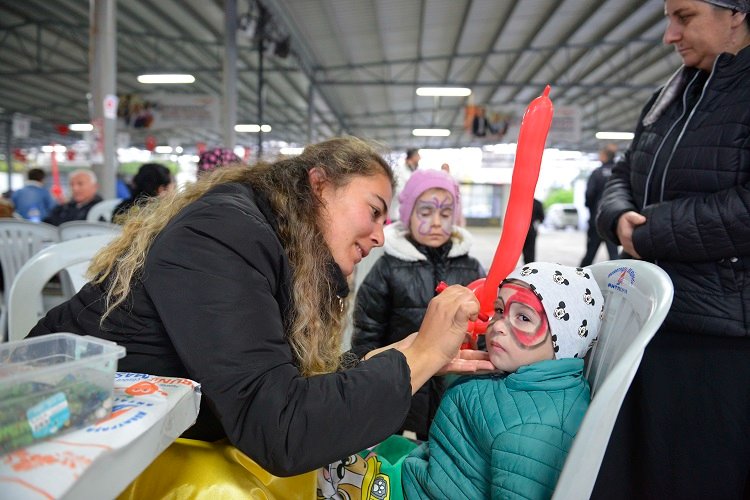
[69,123,93,132]
[412,128,451,137]
[280,147,304,155]
[416,87,471,97]
[235,124,272,133]
[137,74,195,84]
[595,131,634,140]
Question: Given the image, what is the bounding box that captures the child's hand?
[437,349,498,375]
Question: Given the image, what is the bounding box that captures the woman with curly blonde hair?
[28,136,489,477]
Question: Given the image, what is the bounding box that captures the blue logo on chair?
[606,267,636,294]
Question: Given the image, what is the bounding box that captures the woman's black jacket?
[596,46,750,338]
[30,182,412,476]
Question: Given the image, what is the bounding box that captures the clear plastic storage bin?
[0,333,126,455]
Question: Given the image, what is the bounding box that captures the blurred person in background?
[593,1,750,497]
[43,168,101,226]
[579,146,619,266]
[389,148,421,222]
[11,168,57,222]
[116,173,132,200]
[113,163,174,222]
[522,198,545,264]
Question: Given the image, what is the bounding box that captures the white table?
[0,372,201,499]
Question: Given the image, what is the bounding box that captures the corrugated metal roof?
[0,0,678,155]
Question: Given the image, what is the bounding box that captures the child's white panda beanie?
[505,261,605,359]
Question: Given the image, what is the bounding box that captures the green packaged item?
[0,333,125,455]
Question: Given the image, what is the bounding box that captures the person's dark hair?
[600,147,616,163]
[406,148,419,160]
[27,168,45,182]
[90,136,394,376]
[131,163,172,200]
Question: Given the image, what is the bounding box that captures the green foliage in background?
[543,188,574,208]
[0,161,181,177]
[0,161,24,173]
[119,161,180,176]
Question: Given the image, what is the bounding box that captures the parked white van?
[545,203,580,230]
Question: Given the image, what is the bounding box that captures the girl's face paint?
[485,282,554,372]
[409,188,454,248]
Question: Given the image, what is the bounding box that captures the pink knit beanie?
[398,169,461,223]
[197,147,241,176]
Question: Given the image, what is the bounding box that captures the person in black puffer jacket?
[351,169,485,440]
[593,1,750,498]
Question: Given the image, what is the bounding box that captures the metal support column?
[306,82,314,145]
[5,119,12,195]
[222,0,238,150]
[257,4,267,159]
[89,0,117,199]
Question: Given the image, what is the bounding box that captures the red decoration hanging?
[55,124,70,136]
[145,135,157,152]
[13,148,27,162]
[50,143,63,200]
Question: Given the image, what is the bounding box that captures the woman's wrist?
[398,343,446,395]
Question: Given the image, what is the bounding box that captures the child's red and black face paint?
[491,283,549,349]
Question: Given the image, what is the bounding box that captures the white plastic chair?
[59,220,122,241]
[7,234,116,342]
[551,259,674,500]
[0,220,60,341]
[86,198,123,222]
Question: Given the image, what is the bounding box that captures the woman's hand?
[397,285,481,394]
[363,333,417,361]
[437,349,497,375]
[616,211,646,258]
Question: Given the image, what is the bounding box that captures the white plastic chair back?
[59,220,122,241]
[0,220,60,340]
[552,259,674,500]
[7,234,116,342]
[86,198,122,222]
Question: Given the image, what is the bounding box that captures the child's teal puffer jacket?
[402,358,590,499]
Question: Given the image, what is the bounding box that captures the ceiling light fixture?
[416,87,471,97]
[137,74,195,84]
[595,131,634,140]
[412,128,451,137]
[69,123,93,132]
[280,147,304,155]
[235,124,272,133]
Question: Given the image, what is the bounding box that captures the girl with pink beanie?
[350,168,485,439]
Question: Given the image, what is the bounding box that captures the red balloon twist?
[438,86,554,347]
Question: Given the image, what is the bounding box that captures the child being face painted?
[487,261,605,373]
[401,261,604,498]
[486,280,555,372]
